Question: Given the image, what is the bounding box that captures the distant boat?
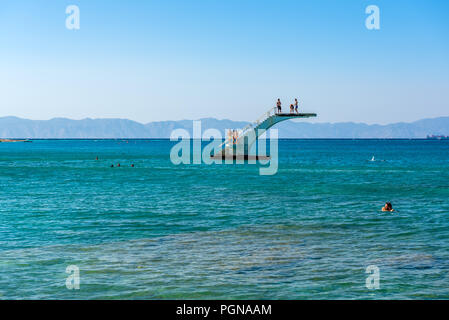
[368,155,385,162]
[426,135,449,140]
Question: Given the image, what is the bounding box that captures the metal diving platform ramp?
[211,107,317,160]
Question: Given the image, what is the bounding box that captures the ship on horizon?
[426,135,449,140]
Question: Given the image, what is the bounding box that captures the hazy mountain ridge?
[1,116,448,139]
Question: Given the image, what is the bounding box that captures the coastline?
[0,139,30,142]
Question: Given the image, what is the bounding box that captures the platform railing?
[214,107,278,154]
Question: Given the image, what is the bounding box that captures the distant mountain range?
[1,116,448,139]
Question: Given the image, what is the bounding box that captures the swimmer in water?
[131,164,134,167]
[117,163,121,167]
[382,202,394,212]
[111,164,114,168]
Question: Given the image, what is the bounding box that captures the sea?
[0,139,448,299]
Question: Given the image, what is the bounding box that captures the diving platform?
[211,107,317,159]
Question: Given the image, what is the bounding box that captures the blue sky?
[0,0,448,124]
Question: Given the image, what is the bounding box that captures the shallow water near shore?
[1,139,448,299]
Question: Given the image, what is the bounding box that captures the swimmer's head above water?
[382,202,394,212]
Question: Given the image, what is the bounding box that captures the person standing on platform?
[276,99,282,113]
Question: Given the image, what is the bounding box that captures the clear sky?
[0,0,448,124]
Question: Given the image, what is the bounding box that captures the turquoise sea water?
[0,139,448,299]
